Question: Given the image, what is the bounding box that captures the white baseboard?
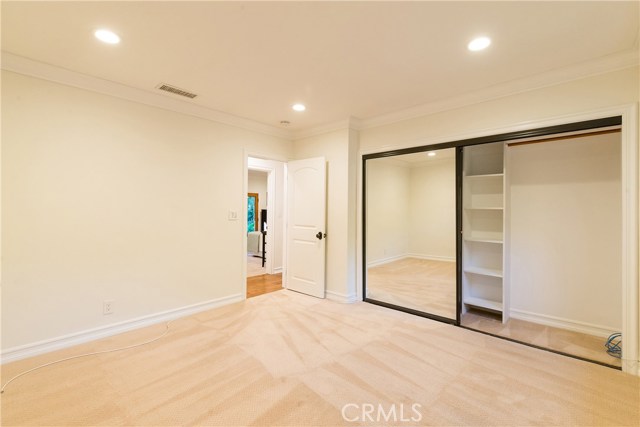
[326,290,359,303]
[273,267,283,274]
[406,253,456,263]
[367,254,406,268]
[1,293,243,364]
[622,359,640,375]
[368,253,455,268]
[509,308,619,338]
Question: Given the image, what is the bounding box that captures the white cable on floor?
[1,319,175,394]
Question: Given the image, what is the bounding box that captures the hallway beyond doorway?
[247,273,283,298]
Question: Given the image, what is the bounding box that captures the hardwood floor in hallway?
[247,273,283,298]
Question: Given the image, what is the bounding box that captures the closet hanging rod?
[507,128,621,147]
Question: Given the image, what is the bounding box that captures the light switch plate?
[228,210,238,221]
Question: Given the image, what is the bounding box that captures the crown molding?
[1,52,294,140]
[3,49,637,141]
[359,49,640,131]
[292,116,363,140]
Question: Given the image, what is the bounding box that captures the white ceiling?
[2,1,638,133]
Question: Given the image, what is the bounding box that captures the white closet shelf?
[464,266,503,278]
[465,173,504,179]
[463,142,507,320]
[464,297,503,312]
[464,237,503,244]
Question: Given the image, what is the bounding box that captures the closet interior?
[461,142,507,318]
[363,118,624,369]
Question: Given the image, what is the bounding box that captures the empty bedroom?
[1,1,639,426]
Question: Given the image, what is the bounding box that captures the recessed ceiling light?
[427,152,436,157]
[468,36,491,52]
[94,29,120,44]
[292,103,306,112]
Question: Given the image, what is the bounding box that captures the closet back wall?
[508,132,622,334]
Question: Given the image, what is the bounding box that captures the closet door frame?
[362,141,463,325]
[362,110,638,375]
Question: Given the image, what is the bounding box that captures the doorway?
[246,157,285,298]
[247,172,266,278]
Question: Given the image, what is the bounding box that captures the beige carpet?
[2,291,638,426]
[367,258,456,319]
[461,309,622,368]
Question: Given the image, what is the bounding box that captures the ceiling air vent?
[156,83,198,99]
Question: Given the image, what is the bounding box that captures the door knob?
[316,231,326,240]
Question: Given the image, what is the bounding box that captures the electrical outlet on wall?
[103,300,115,315]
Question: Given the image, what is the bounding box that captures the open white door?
[286,157,327,298]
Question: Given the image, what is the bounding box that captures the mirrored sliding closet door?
[364,148,457,321]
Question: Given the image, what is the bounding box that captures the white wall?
[248,171,268,208]
[346,129,360,301]
[294,128,359,301]
[508,132,622,331]
[365,154,456,266]
[248,170,268,227]
[359,67,639,154]
[1,70,292,351]
[247,157,285,272]
[365,159,410,265]
[408,157,456,261]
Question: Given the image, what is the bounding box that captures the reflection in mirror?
[366,148,456,319]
